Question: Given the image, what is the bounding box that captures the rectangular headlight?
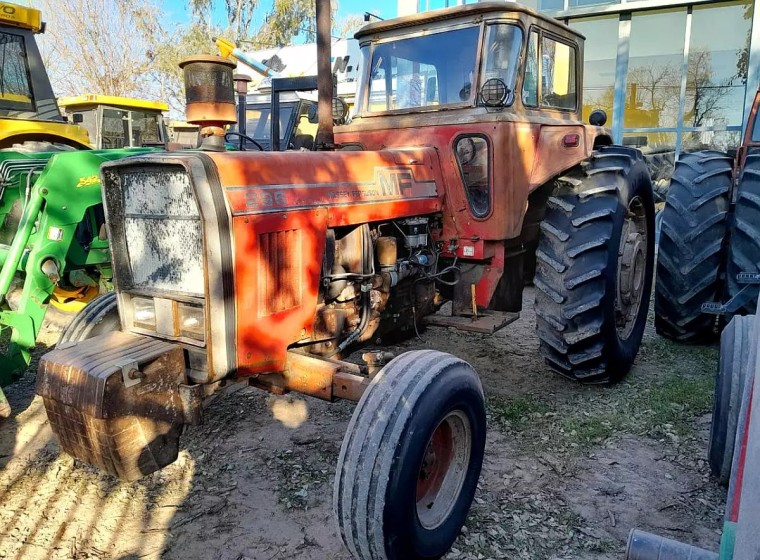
[132,297,156,329]
[178,302,205,341]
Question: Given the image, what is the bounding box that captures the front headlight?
[178,302,205,341]
[133,297,156,329]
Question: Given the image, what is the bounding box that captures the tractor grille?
[121,168,205,295]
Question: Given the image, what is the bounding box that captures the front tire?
[58,292,119,345]
[655,151,732,342]
[334,350,486,560]
[534,146,655,383]
[709,315,754,485]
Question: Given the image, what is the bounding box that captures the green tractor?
[0,148,158,416]
[0,2,167,416]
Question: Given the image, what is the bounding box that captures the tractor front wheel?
[534,145,655,383]
[334,350,486,560]
[58,292,119,345]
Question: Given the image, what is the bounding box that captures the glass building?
[398,0,760,156]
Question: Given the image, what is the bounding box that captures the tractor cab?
[0,2,89,148]
[243,91,317,151]
[58,95,169,149]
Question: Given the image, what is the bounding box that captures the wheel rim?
[616,196,648,340]
[416,410,472,530]
[49,285,100,313]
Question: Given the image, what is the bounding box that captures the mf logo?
[375,168,414,197]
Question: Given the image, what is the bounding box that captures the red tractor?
[655,88,760,342]
[37,3,654,559]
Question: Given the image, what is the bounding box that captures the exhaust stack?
[315,0,334,150]
[180,55,238,151]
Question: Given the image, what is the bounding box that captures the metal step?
[424,310,519,334]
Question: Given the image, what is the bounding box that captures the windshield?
[0,31,33,111]
[246,104,296,145]
[365,26,480,113]
[131,111,163,145]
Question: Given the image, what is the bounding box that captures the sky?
[162,0,398,38]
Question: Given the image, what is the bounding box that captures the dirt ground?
[0,288,725,560]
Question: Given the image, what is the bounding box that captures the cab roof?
[355,1,583,41]
[0,2,43,33]
[58,94,169,113]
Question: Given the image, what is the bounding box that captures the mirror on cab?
[589,109,607,127]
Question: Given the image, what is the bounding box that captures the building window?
[570,16,617,124]
[539,0,564,11]
[568,0,621,8]
[681,0,753,152]
[541,35,577,110]
[624,9,687,134]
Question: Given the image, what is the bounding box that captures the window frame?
[520,25,580,113]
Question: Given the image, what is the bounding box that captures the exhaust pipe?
[315,0,334,149]
[626,530,718,560]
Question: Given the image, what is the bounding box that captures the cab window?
[522,30,578,111]
[522,31,539,107]
[541,36,577,110]
[131,111,163,146]
[480,24,524,106]
[0,32,33,111]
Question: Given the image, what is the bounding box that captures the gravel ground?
[0,288,725,560]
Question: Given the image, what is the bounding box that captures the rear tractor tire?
[726,149,760,315]
[655,151,732,342]
[534,145,655,383]
[334,350,486,560]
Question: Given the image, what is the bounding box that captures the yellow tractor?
[0,2,89,149]
[58,95,169,149]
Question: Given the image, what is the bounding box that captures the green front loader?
[0,148,156,416]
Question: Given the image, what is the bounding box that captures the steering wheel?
[224,131,264,151]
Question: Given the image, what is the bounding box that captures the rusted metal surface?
[37,331,190,481]
[332,371,369,402]
[249,351,368,402]
[180,56,237,127]
[425,310,519,334]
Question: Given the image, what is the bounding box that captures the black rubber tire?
[334,350,486,560]
[57,292,120,345]
[655,151,732,343]
[726,150,760,315]
[709,315,754,485]
[534,145,655,383]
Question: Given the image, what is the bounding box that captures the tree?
[36,0,166,100]
[189,0,259,43]
[684,48,733,128]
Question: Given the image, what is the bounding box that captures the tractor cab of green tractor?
[58,95,169,149]
[0,2,90,149]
